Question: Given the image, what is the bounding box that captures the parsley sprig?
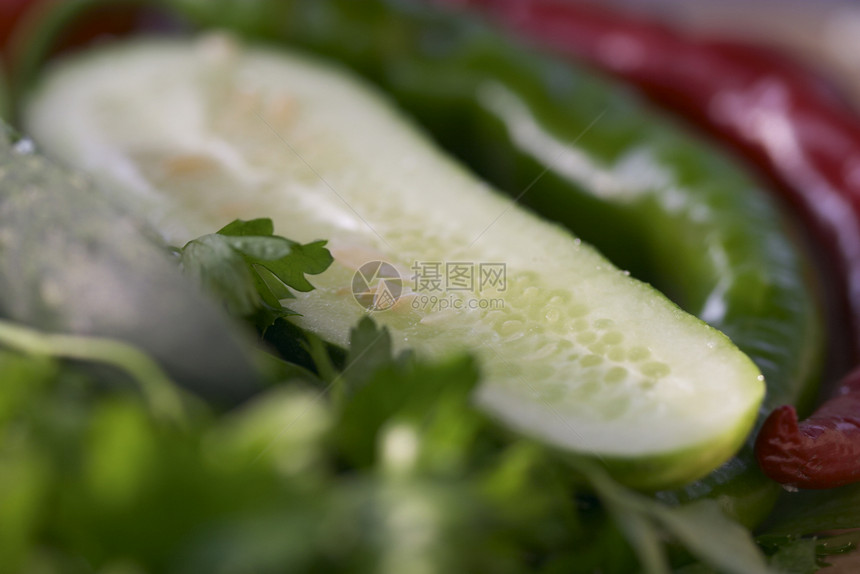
[176,218,333,332]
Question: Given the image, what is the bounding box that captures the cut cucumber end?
[589,402,762,490]
[23,35,765,488]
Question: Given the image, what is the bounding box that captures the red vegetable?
[3,0,145,92]
[0,0,32,54]
[756,367,860,489]
[441,0,860,489]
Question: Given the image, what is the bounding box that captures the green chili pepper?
[162,0,824,524]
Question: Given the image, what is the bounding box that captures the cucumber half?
[24,35,764,488]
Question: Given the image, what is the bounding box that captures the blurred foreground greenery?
[4,313,822,574]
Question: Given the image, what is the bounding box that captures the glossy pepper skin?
[756,367,860,489]
[447,0,860,360]
[14,0,823,522]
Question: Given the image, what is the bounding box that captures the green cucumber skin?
[0,133,262,403]
[165,0,823,518]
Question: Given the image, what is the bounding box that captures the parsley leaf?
[767,537,819,574]
[177,219,333,332]
[340,317,413,392]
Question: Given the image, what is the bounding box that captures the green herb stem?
[0,318,187,423]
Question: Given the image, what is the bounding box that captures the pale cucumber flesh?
[23,36,765,487]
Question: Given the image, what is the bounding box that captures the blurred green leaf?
[762,485,860,537]
[652,500,773,574]
[0,446,50,573]
[767,537,818,574]
[178,218,332,332]
[205,386,331,476]
[333,351,480,470]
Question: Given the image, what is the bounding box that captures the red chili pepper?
[756,367,860,489]
[3,0,145,73]
[0,0,33,54]
[441,0,860,489]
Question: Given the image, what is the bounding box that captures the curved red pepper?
[3,0,144,75]
[0,0,33,53]
[756,367,860,489]
[441,0,860,489]
[443,0,860,360]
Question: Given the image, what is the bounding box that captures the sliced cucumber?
[24,36,764,488]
